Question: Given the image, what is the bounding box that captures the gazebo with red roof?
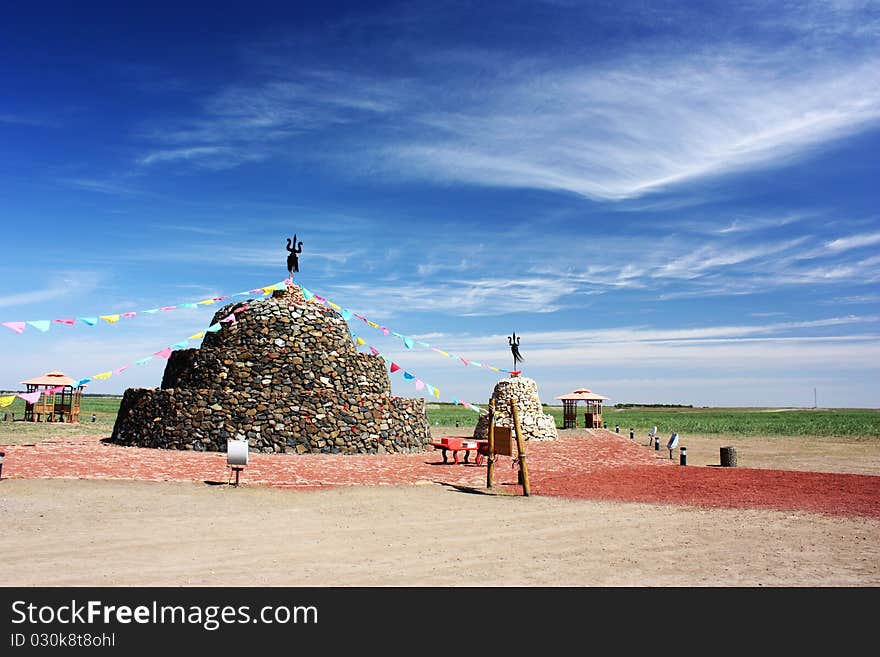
[555,388,609,429]
[19,371,84,423]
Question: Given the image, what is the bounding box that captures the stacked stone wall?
[112,387,428,454]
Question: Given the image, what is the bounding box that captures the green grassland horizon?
[2,395,879,439]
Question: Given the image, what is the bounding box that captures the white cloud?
[0,272,102,310]
[825,231,880,252]
[138,146,266,170]
[381,53,880,200]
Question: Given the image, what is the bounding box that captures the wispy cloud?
[60,177,142,196]
[0,114,59,128]
[327,275,579,318]
[376,49,880,200]
[825,230,880,253]
[136,71,409,169]
[138,146,266,170]
[0,272,102,310]
[118,3,880,202]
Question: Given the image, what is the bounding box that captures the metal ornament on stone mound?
[286,234,303,280]
[508,332,523,374]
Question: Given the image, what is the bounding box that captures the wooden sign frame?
[493,426,513,456]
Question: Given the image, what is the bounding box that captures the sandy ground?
[2,478,878,587]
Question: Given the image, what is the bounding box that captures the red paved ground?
[2,429,879,518]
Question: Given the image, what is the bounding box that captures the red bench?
[429,438,487,465]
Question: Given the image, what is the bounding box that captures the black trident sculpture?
[508,332,524,372]
[286,234,303,280]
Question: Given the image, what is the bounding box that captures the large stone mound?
[473,376,558,442]
[110,284,431,454]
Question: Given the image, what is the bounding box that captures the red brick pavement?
[2,429,879,518]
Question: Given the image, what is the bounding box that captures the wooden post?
[487,399,496,489]
[510,401,531,497]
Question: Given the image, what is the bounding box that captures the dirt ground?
[1,478,876,587]
[2,425,879,587]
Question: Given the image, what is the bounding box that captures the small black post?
[680,447,687,466]
[615,424,619,433]
[654,436,660,451]
[91,413,96,422]
[603,421,607,429]
[629,427,634,440]
[0,451,5,480]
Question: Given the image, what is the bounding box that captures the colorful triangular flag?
[17,391,42,404]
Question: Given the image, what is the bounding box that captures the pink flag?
[114,365,130,375]
[381,327,390,335]
[53,318,75,326]
[460,357,470,366]
[369,346,380,356]
[233,304,249,314]
[159,306,176,312]
[120,312,137,318]
[17,391,42,404]
[415,379,425,391]
[2,322,25,334]
[154,347,173,359]
[390,362,401,373]
[220,314,236,323]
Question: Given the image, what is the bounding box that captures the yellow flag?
[490,366,499,371]
[355,336,366,345]
[196,299,215,305]
[100,314,120,324]
[92,371,112,380]
[188,332,206,340]
[0,395,16,407]
[433,387,440,398]
[328,301,341,310]
[367,321,379,329]
[262,286,275,295]
[438,350,449,357]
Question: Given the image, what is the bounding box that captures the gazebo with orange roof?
[19,371,84,423]
[555,388,610,429]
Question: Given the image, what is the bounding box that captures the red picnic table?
[428,438,488,465]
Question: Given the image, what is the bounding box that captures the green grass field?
[2,397,879,443]
[425,403,880,438]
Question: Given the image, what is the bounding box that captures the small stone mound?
[473,376,558,442]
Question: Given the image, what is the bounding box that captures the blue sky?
[1,1,878,408]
